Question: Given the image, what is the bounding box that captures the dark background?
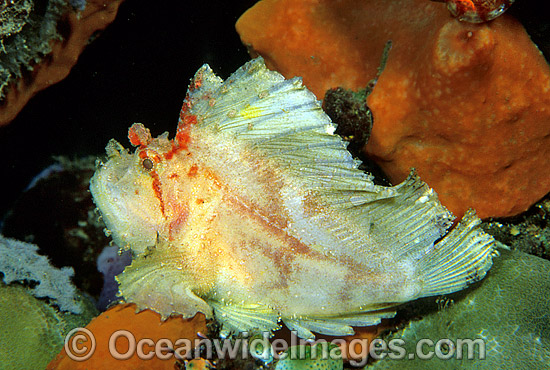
[0,0,257,217]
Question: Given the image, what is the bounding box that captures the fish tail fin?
[417,209,496,297]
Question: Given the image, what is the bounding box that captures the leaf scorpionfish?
[90,58,495,339]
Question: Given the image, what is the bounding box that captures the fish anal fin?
[283,309,397,339]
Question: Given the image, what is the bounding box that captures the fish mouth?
[90,149,134,208]
[90,150,161,254]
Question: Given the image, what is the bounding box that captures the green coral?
[370,249,550,369]
[0,283,97,369]
[275,344,343,370]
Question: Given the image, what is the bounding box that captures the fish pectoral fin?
[116,248,212,320]
[283,309,397,340]
[209,300,280,337]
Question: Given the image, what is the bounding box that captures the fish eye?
[142,158,154,170]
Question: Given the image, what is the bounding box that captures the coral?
[0,235,81,313]
[47,303,208,370]
[274,344,343,370]
[0,283,96,370]
[1,0,67,100]
[236,0,550,220]
[0,283,63,369]
[0,283,66,370]
[370,248,550,369]
[0,0,125,125]
[0,0,33,39]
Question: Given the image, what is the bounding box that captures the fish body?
[90,58,495,339]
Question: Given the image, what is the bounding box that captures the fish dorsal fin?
[182,57,397,200]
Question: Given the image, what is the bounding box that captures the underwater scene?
[0,0,549,369]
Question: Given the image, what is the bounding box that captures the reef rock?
[236,0,550,219]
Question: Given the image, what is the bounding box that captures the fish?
[90,57,495,339]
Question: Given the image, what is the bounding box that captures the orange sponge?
[236,0,550,219]
[47,304,207,370]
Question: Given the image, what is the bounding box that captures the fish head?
[90,123,183,254]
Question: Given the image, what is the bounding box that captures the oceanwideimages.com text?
[65,328,486,366]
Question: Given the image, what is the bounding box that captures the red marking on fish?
[128,123,152,147]
[187,164,199,177]
[168,204,189,240]
[150,170,165,216]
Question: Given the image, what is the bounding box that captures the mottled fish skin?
[90,58,495,339]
